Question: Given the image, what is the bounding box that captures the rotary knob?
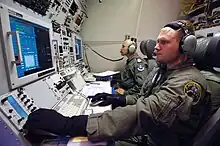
[9,109,13,113]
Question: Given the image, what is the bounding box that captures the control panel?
[14,0,51,16]
[75,61,96,82]
[0,88,38,130]
[46,0,88,33]
[53,26,76,72]
[44,74,72,101]
[60,66,77,78]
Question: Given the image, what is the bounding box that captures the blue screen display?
[7,95,28,118]
[9,16,53,78]
[75,38,82,60]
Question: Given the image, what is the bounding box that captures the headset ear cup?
[182,35,197,55]
[128,44,137,54]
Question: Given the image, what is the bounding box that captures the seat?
[193,35,220,146]
[140,39,156,59]
[139,39,157,73]
[193,107,220,146]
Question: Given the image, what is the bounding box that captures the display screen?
[9,16,53,78]
[7,95,28,118]
[75,37,82,60]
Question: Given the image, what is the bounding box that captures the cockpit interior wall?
[80,0,182,72]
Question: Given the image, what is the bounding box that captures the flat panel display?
[9,16,53,78]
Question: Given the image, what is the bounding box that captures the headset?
[164,20,197,55]
[125,37,138,54]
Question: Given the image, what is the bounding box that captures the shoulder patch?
[137,64,145,71]
[137,58,142,63]
[184,81,202,105]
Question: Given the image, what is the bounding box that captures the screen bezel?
[0,4,56,89]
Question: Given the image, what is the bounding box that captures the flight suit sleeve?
[119,67,135,90]
[124,61,148,95]
[86,74,207,141]
[87,105,144,141]
[125,94,140,105]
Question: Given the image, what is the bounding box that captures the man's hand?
[88,93,126,107]
[116,88,125,95]
[23,109,88,137]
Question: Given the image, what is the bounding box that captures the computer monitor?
[9,16,53,78]
[75,35,83,61]
[0,4,55,89]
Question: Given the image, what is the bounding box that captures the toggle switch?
[31,107,37,112]
[18,117,24,124]
[24,99,30,105]
[1,97,8,104]
[21,95,27,101]
[27,104,33,109]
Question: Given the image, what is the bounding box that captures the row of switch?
[7,115,24,124]
[17,89,36,111]
[1,96,37,113]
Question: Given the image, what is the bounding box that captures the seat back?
[193,107,220,146]
[193,35,220,146]
[139,40,157,73]
[140,39,156,59]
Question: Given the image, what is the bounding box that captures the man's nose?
[155,43,160,50]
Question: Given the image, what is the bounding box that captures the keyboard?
[54,94,87,117]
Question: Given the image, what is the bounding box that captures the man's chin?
[155,57,164,63]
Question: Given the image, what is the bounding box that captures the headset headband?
[164,20,194,36]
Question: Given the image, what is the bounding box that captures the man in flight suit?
[23,20,211,146]
[113,36,149,95]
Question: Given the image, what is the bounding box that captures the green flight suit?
[119,54,150,95]
[200,70,220,115]
[86,59,211,146]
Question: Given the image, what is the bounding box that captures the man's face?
[154,27,181,64]
[120,40,130,56]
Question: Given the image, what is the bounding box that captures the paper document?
[81,81,112,96]
[93,70,120,77]
[81,81,112,114]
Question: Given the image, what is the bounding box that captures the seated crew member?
[23,20,211,146]
[112,36,149,95]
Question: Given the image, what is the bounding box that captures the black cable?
[83,43,124,62]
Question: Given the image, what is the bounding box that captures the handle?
[7,31,22,65]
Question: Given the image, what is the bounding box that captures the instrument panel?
[0,88,38,130]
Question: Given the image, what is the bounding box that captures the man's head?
[120,39,137,56]
[154,20,195,68]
